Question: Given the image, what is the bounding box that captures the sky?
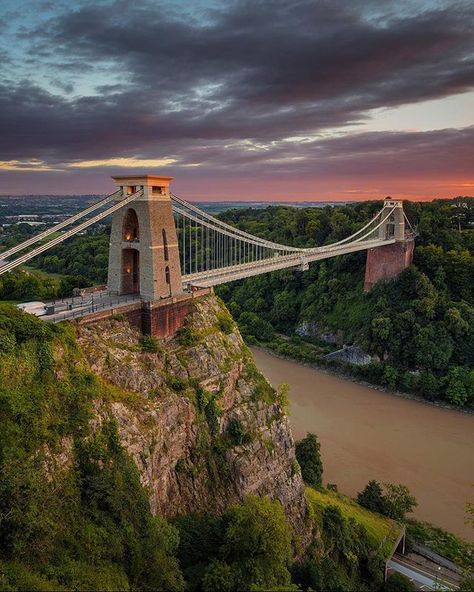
[0,0,473,201]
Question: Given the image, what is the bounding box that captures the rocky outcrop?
[296,320,344,346]
[325,345,372,366]
[77,295,310,547]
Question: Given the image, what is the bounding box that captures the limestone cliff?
[77,294,310,546]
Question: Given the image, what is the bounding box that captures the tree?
[382,483,418,521]
[358,481,417,522]
[295,433,323,488]
[222,496,293,590]
[445,367,469,406]
[382,572,415,591]
[202,561,235,592]
[357,480,386,515]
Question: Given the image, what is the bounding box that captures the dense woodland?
[0,198,473,406]
[216,198,474,407]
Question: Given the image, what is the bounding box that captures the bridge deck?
[183,238,395,287]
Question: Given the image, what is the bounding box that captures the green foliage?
[303,487,404,591]
[295,433,323,488]
[306,487,402,559]
[204,397,221,436]
[238,312,275,341]
[215,199,474,407]
[382,483,418,522]
[176,324,199,346]
[139,335,162,353]
[459,576,474,591]
[0,268,89,301]
[357,481,417,522]
[175,497,295,592]
[0,305,184,592]
[0,562,65,591]
[222,496,293,590]
[31,232,110,285]
[382,572,415,591]
[216,311,235,335]
[357,480,386,515]
[276,382,290,414]
[202,561,235,592]
[166,375,188,392]
[227,418,250,446]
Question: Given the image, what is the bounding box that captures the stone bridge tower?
[364,198,414,291]
[107,175,183,301]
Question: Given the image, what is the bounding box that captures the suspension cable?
[0,189,122,260]
[0,189,143,276]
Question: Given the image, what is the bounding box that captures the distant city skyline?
[0,0,473,201]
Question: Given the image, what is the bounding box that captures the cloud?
[0,159,62,172]
[0,0,473,196]
[68,157,177,168]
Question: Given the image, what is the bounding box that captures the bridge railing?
[43,293,142,322]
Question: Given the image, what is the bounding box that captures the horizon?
[0,193,473,204]
[0,0,473,200]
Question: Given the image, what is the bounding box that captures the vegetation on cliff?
[0,298,418,591]
[0,304,184,591]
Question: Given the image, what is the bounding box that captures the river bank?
[252,344,474,416]
[251,347,474,541]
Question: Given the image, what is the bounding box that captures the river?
[251,348,474,541]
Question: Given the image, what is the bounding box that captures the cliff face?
[77,295,309,545]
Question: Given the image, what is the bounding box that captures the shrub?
[223,496,293,590]
[166,376,188,392]
[0,331,16,354]
[357,481,417,521]
[295,433,323,488]
[382,572,415,591]
[357,480,386,515]
[227,418,250,446]
[205,397,220,436]
[139,334,162,353]
[202,561,235,592]
[217,311,235,335]
[176,325,198,346]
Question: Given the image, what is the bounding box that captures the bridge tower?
[364,198,414,291]
[107,175,183,300]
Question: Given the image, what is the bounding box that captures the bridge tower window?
[152,186,165,195]
[162,228,169,261]
[165,266,170,285]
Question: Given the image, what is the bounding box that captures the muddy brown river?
[251,348,474,541]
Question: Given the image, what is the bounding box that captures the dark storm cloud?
[0,0,473,166]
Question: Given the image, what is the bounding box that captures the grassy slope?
[306,487,403,559]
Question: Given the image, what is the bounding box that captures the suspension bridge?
[0,174,415,329]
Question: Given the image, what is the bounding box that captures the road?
[388,556,458,590]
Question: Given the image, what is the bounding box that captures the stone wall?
[76,288,213,339]
[364,239,414,291]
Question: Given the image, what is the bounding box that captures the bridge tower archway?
[122,248,140,294]
[122,208,140,242]
[107,175,183,300]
